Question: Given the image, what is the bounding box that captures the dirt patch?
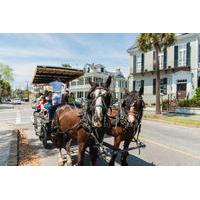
[18,129,40,166]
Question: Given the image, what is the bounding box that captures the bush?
[178,99,200,107]
[177,87,200,108]
[162,99,178,110]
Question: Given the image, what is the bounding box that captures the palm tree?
[137,33,176,114]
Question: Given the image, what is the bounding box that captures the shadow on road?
[28,136,154,166]
[0,105,14,110]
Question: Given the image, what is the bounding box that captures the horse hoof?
[121,162,128,166]
[66,161,72,166]
[108,161,115,166]
[58,160,64,166]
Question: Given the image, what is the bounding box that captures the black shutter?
[133,81,135,91]
[174,45,178,68]
[163,49,167,69]
[186,42,191,67]
[153,51,156,70]
[163,78,167,95]
[141,53,144,72]
[141,80,144,94]
[153,78,156,95]
[133,55,136,73]
[199,44,200,63]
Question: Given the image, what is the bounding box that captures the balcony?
[131,65,191,76]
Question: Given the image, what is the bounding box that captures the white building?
[69,63,128,101]
[127,33,200,105]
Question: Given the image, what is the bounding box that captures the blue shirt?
[50,81,63,93]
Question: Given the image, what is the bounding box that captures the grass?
[144,113,200,128]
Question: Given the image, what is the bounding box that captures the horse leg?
[57,134,64,166]
[77,142,86,166]
[89,145,99,166]
[120,140,131,166]
[109,136,121,166]
[58,147,64,166]
[66,138,72,166]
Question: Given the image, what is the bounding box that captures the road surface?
[1,103,200,166]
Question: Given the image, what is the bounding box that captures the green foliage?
[137,33,176,53]
[192,87,200,101]
[0,80,11,97]
[177,88,200,107]
[62,64,71,68]
[0,63,14,83]
[178,99,200,107]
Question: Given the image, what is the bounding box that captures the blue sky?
[0,33,137,89]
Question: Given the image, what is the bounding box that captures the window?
[135,80,141,91]
[153,78,167,95]
[160,78,167,95]
[77,91,84,98]
[85,77,91,85]
[178,44,187,67]
[101,67,104,72]
[94,77,103,83]
[70,81,76,87]
[159,52,164,68]
[136,54,142,73]
[77,78,84,85]
[198,77,200,87]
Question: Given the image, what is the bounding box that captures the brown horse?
[52,76,112,166]
[108,88,144,166]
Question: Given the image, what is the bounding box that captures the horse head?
[87,76,112,127]
[122,87,144,126]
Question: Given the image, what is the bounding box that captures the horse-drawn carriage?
[32,65,145,166]
[32,65,84,148]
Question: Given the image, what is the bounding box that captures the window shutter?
[153,79,156,95]
[164,49,167,69]
[141,53,144,72]
[133,81,135,91]
[199,44,200,63]
[186,42,191,67]
[153,51,156,70]
[141,80,144,94]
[174,45,178,68]
[133,55,136,73]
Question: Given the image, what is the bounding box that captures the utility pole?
[26,81,30,102]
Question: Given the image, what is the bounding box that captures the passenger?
[50,80,64,105]
[35,96,46,112]
[61,90,69,104]
[44,96,52,110]
[68,92,76,104]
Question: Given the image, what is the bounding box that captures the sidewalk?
[0,129,18,166]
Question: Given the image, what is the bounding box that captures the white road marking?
[15,110,21,124]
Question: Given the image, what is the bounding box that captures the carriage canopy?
[32,65,84,84]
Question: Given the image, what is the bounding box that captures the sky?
[0,33,137,89]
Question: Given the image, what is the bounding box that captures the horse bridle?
[89,87,110,113]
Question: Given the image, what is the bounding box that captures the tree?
[137,33,176,114]
[0,80,11,97]
[0,63,14,83]
[62,64,72,68]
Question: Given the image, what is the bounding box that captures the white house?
[69,63,128,101]
[127,33,200,105]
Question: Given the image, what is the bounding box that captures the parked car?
[13,98,21,104]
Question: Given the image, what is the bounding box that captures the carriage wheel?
[41,126,48,149]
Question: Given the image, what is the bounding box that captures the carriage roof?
[32,65,84,84]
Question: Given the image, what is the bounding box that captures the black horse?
[108,87,145,166]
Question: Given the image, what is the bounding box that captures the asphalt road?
[1,103,200,166]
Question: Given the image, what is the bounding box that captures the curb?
[7,130,20,166]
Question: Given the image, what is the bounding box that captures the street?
[1,103,200,166]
